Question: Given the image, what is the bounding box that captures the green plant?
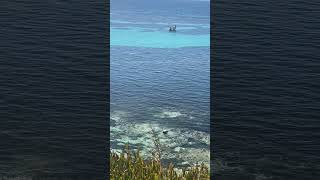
[110,144,210,180]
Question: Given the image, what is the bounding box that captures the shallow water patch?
[111,27,209,48]
[110,110,210,167]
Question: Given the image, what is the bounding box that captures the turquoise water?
[111,27,210,48]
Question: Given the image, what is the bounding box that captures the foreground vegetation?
[111,128,210,179]
[110,144,210,180]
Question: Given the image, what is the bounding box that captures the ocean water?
[110,0,210,167]
[213,1,320,179]
[2,0,318,179]
[0,1,108,179]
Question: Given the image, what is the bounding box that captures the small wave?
[153,110,184,118]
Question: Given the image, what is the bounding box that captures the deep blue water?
[110,0,210,167]
[0,1,108,179]
[213,1,320,179]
